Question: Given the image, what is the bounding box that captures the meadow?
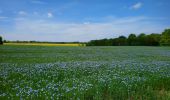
[0,45,170,100]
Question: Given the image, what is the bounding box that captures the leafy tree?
[137,33,147,45]
[86,29,169,46]
[0,36,3,45]
[160,29,170,46]
[128,34,137,46]
[146,34,161,46]
[117,36,127,46]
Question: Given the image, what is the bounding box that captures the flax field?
[0,46,170,100]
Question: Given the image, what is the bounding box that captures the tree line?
[87,29,170,46]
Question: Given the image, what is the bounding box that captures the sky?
[0,0,170,42]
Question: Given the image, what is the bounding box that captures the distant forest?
[87,29,170,46]
[0,29,170,46]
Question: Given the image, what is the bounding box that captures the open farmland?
[0,46,170,99]
[4,43,85,46]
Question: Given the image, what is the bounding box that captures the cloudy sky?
[0,0,170,42]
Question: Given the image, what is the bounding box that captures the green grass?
[0,46,170,99]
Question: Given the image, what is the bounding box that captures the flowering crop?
[0,46,170,99]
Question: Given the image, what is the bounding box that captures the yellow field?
[4,43,86,46]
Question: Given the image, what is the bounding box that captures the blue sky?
[0,0,170,42]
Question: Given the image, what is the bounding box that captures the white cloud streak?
[2,16,169,42]
[31,0,46,4]
[130,2,143,10]
[18,11,27,16]
[0,16,8,19]
[47,12,53,18]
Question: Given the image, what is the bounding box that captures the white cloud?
[47,12,53,18]
[33,12,38,16]
[0,16,8,19]
[83,22,90,25]
[14,17,26,21]
[31,0,46,4]
[2,16,169,42]
[0,16,8,21]
[18,11,27,16]
[130,2,143,10]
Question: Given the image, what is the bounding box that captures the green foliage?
[160,29,170,46]
[137,33,146,45]
[128,34,137,46]
[115,36,127,46]
[146,34,161,46]
[87,29,170,46]
[87,33,161,46]
[0,36,3,45]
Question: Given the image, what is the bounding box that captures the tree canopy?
[128,34,137,46]
[160,29,170,46]
[0,36,3,45]
[87,29,169,46]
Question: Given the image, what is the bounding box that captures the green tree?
[0,36,3,45]
[146,34,161,46]
[116,36,127,46]
[137,33,146,45]
[160,29,170,46]
[128,34,137,46]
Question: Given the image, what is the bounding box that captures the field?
[0,46,170,99]
[4,43,85,46]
